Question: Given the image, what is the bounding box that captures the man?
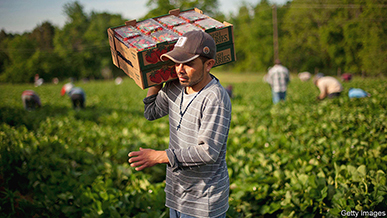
[348,88,371,99]
[313,73,343,100]
[21,90,41,110]
[61,82,74,96]
[128,30,232,218]
[61,83,86,109]
[266,59,290,104]
[341,73,352,82]
[298,71,311,82]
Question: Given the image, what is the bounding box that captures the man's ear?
[206,59,216,71]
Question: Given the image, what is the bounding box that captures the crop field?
[1,73,386,217]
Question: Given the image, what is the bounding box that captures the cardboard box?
[113,44,235,89]
[112,49,176,89]
[108,7,236,89]
[214,43,236,67]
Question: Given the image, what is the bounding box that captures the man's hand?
[128,148,169,171]
[316,94,326,101]
[146,84,163,97]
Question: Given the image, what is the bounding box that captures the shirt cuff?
[143,94,157,104]
[165,148,179,171]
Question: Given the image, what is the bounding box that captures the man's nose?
[176,64,185,74]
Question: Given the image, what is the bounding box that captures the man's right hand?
[128,147,169,171]
[146,84,163,97]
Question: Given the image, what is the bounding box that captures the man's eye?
[185,61,195,67]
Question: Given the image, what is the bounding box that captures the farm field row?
[1,74,386,217]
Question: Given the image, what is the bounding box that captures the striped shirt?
[143,75,232,217]
[267,64,290,92]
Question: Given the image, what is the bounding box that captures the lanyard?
[176,88,204,130]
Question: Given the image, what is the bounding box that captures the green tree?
[358,0,387,76]
[83,12,126,79]
[251,0,275,71]
[54,1,127,80]
[0,34,37,83]
[27,22,67,83]
[281,0,330,73]
[280,0,387,76]
[53,1,90,79]
[29,21,56,51]
[0,30,10,74]
[231,0,274,72]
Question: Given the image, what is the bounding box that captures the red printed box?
[113,49,177,89]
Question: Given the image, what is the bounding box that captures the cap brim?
[160,49,199,64]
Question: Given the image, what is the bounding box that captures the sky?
[0,0,287,34]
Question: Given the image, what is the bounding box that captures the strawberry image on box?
[136,19,164,34]
[157,15,187,28]
[127,36,157,51]
[179,10,207,22]
[173,23,203,35]
[151,30,179,43]
[195,18,225,30]
[114,25,141,40]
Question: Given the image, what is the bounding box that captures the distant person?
[61,82,74,96]
[266,59,290,104]
[341,73,352,82]
[313,73,343,100]
[115,77,123,85]
[348,88,371,99]
[34,74,39,82]
[52,77,59,84]
[61,83,86,109]
[34,78,44,87]
[34,74,39,86]
[298,72,311,82]
[21,90,41,110]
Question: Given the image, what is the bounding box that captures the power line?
[283,4,387,9]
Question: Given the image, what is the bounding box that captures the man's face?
[175,57,206,88]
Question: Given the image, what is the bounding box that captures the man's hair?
[199,56,211,64]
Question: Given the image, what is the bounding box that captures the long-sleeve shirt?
[143,75,232,218]
[21,90,41,108]
[68,87,86,100]
[267,64,290,92]
[316,76,343,99]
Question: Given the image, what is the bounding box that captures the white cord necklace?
[176,87,204,130]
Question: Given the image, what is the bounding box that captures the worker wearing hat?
[129,30,231,218]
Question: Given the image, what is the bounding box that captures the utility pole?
[272,5,279,62]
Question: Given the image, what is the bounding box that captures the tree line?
[0,0,386,83]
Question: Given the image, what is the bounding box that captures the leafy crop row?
[1,74,386,217]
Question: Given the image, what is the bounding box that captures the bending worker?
[313,73,343,100]
[61,83,86,109]
[21,90,41,110]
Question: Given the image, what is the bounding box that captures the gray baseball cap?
[160,30,216,63]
